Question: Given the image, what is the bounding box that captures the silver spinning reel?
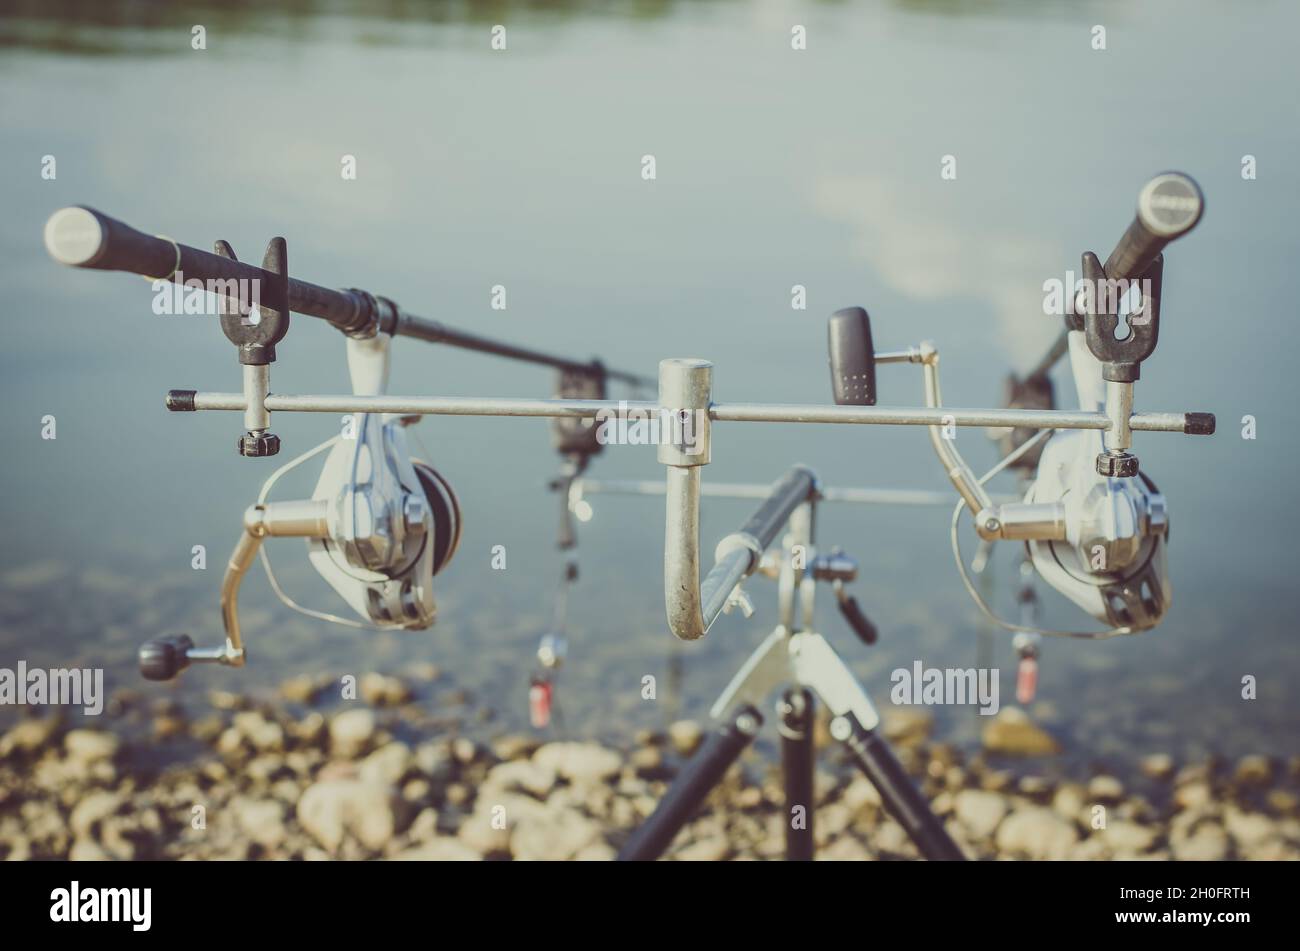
[140,330,462,681]
[827,171,1207,636]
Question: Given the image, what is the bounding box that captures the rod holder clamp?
[214,237,290,456]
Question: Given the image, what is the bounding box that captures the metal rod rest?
[175,391,1204,435]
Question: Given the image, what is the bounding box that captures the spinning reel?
[144,311,466,680]
[41,206,645,682]
[828,171,1206,637]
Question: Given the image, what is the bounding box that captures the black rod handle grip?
[1101,172,1203,283]
[45,205,181,278]
[44,205,365,328]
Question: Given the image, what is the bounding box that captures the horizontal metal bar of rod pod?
[181,392,1195,433]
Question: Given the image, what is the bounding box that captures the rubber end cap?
[1184,412,1216,436]
[44,206,106,267]
[165,389,197,412]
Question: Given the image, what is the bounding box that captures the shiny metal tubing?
[243,364,270,433]
[181,391,1194,434]
[1105,380,1134,453]
[577,478,962,506]
[667,466,818,641]
[218,501,330,667]
[665,466,707,640]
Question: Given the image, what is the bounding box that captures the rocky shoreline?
[1,669,1297,861]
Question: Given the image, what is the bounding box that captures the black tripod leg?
[617,705,762,861]
[779,688,815,861]
[837,716,965,861]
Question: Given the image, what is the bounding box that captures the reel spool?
[413,461,463,579]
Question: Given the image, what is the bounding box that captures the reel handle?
[138,635,195,681]
[1100,172,1203,284]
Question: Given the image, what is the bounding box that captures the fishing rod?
[42,171,1212,667]
[44,206,652,388]
[43,205,650,678]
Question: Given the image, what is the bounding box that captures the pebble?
[818,836,872,861]
[328,709,377,759]
[981,708,1061,757]
[69,789,126,838]
[63,729,120,765]
[69,837,112,861]
[279,675,324,705]
[152,715,187,741]
[1173,781,1214,812]
[490,734,539,762]
[481,759,557,800]
[841,775,882,814]
[394,837,479,861]
[953,789,1008,839]
[1171,823,1230,861]
[451,737,482,765]
[1223,807,1276,851]
[297,779,402,853]
[405,662,441,683]
[360,673,412,707]
[232,797,288,850]
[359,742,413,787]
[995,807,1079,859]
[1087,775,1125,802]
[1101,820,1158,855]
[512,806,604,861]
[1232,755,1273,788]
[882,709,934,746]
[0,716,62,757]
[1140,753,1175,781]
[673,836,730,862]
[533,742,622,785]
[233,711,286,753]
[667,720,704,757]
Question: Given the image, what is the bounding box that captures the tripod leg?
[835,715,966,861]
[779,688,815,861]
[617,706,762,861]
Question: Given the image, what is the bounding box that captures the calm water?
[1,0,1297,771]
